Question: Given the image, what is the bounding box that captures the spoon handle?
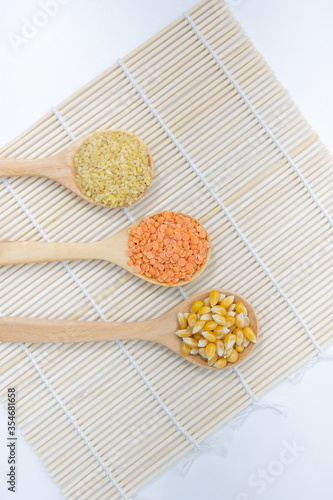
[0,157,61,179]
[0,316,166,343]
[0,241,104,265]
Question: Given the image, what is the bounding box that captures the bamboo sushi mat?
[0,0,333,498]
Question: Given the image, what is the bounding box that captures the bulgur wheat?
[75,130,151,207]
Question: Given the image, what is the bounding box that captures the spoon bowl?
[0,212,210,287]
[0,290,258,370]
[0,129,154,208]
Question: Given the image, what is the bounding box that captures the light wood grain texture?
[0,289,258,370]
[0,129,154,208]
[0,211,210,287]
[0,0,331,498]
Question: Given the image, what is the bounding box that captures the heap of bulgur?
[75,130,151,207]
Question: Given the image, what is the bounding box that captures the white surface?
[0,0,332,499]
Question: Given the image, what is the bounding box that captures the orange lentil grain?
[127,212,210,284]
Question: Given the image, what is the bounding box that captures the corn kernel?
[214,358,228,369]
[208,353,219,366]
[193,333,202,341]
[187,313,197,328]
[227,349,239,363]
[235,301,247,315]
[234,328,244,345]
[214,326,229,339]
[219,293,226,302]
[225,316,235,327]
[198,338,208,347]
[244,316,250,327]
[183,337,198,348]
[200,313,213,321]
[216,340,224,357]
[228,303,236,311]
[235,313,245,328]
[202,330,217,342]
[176,329,192,338]
[221,296,234,308]
[203,297,210,306]
[209,290,220,306]
[204,320,218,331]
[177,312,187,330]
[242,337,250,348]
[198,306,211,316]
[192,320,206,334]
[190,348,199,355]
[211,305,227,315]
[243,327,256,343]
[198,347,208,358]
[236,344,244,352]
[212,314,227,326]
[224,347,234,358]
[181,342,191,356]
[191,300,204,313]
[224,333,236,350]
[205,343,217,359]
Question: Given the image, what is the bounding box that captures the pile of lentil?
[74,130,151,207]
[176,290,257,368]
[127,211,210,284]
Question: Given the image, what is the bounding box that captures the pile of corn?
[176,290,256,368]
[75,130,151,207]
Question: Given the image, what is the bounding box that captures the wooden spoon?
[0,212,210,287]
[0,129,154,207]
[0,290,258,370]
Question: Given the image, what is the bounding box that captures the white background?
[0,0,332,499]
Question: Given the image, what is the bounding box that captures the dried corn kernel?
[204,320,218,331]
[224,347,234,358]
[205,343,217,359]
[198,338,208,347]
[187,313,197,328]
[214,326,230,339]
[214,358,228,369]
[211,305,227,315]
[202,330,217,343]
[198,306,211,316]
[224,333,236,350]
[193,320,206,334]
[227,349,239,363]
[234,328,244,345]
[198,347,208,358]
[225,316,235,327]
[176,329,193,338]
[183,337,198,348]
[212,314,227,326]
[209,290,220,306]
[177,312,187,330]
[208,353,219,366]
[235,313,245,328]
[200,313,213,321]
[243,327,256,343]
[181,342,191,356]
[235,301,247,315]
[191,301,204,313]
[242,337,250,348]
[193,333,203,341]
[216,340,224,357]
[190,348,199,355]
[221,296,234,308]
[236,344,244,352]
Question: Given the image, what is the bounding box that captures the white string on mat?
[184,12,333,230]
[50,106,201,449]
[117,59,330,364]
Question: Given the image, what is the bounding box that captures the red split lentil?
[127,211,210,284]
